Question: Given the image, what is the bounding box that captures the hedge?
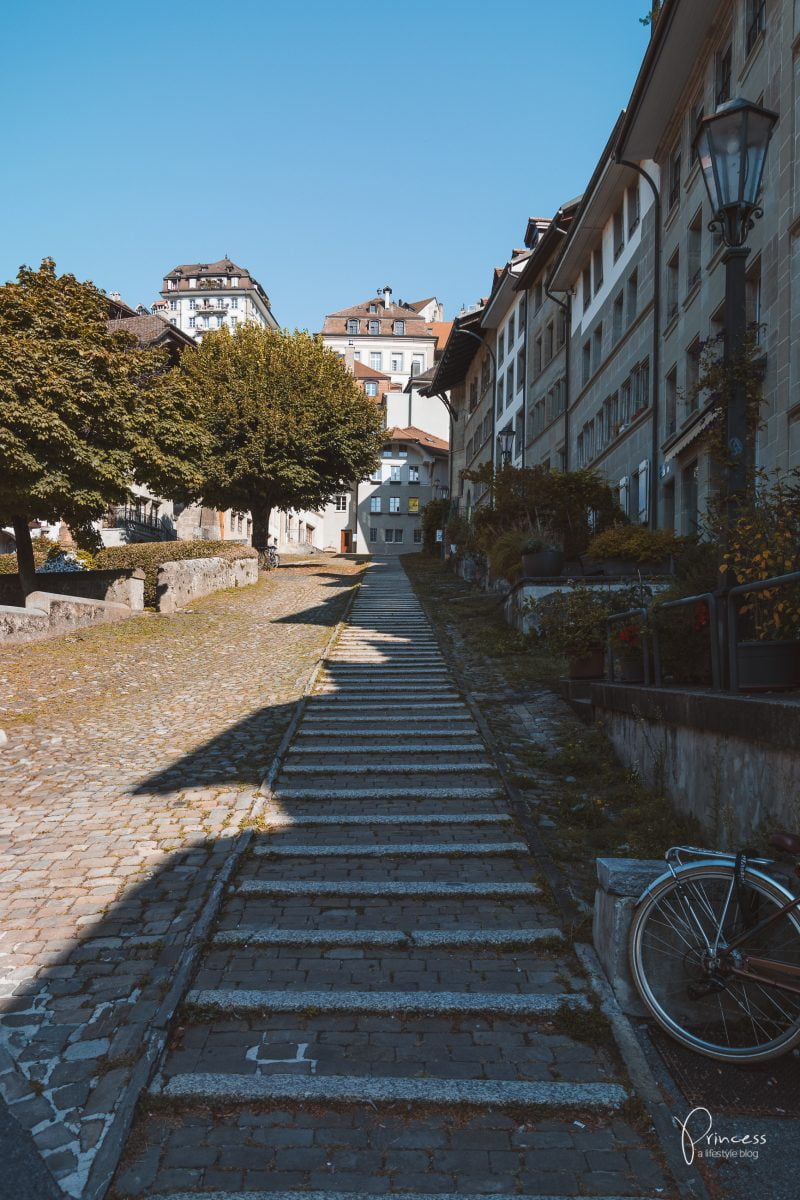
[94,540,258,606]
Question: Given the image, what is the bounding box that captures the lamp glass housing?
[693,98,778,246]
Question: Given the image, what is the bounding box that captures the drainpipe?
[544,282,571,471]
[615,157,662,529]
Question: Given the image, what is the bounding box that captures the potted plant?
[587,527,681,576]
[521,530,564,578]
[533,584,609,677]
[611,622,646,683]
[721,475,800,690]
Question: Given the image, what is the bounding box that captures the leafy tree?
[175,324,384,553]
[0,259,206,594]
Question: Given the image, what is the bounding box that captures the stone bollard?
[593,857,667,1015]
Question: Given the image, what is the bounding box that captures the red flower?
[616,624,641,648]
[693,602,710,632]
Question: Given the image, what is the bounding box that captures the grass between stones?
[402,554,702,906]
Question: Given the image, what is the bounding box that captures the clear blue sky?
[1,1,651,330]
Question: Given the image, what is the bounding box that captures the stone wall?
[0,569,145,610]
[591,683,800,847]
[1,592,135,645]
[155,556,258,614]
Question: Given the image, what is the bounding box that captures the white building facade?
[154,257,278,340]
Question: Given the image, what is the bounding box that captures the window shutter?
[638,460,650,523]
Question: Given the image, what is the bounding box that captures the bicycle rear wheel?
[630,862,800,1063]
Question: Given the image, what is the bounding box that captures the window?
[368,303,377,313]
[365,381,378,397]
[508,314,515,344]
[230,298,238,309]
[496,375,505,415]
[370,497,381,513]
[686,337,701,413]
[347,319,359,335]
[634,358,650,412]
[583,265,592,312]
[621,378,632,424]
[334,495,348,511]
[413,528,423,544]
[622,271,636,329]
[582,340,591,386]
[230,316,238,327]
[391,353,404,372]
[534,283,543,311]
[409,465,420,483]
[667,250,680,322]
[534,336,543,375]
[627,183,640,235]
[167,279,176,290]
[544,322,554,362]
[557,309,567,348]
[394,528,404,544]
[408,497,419,514]
[217,298,225,308]
[170,318,177,326]
[746,0,766,55]
[517,349,525,386]
[668,144,682,210]
[390,466,401,483]
[498,331,505,362]
[389,496,400,513]
[393,320,405,335]
[169,299,177,310]
[518,296,526,326]
[688,209,702,289]
[369,351,382,370]
[398,448,408,458]
[189,317,196,328]
[482,413,491,441]
[230,511,236,532]
[216,316,223,328]
[368,320,380,335]
[690,99,705,166]
[715,43,732,107]
[369,527,377,543]
[384,528,394,543]
[411,356,424,376]
[612,293,624,344]
[189,299,196,310]
[506,364,514,397]
[593,245,604,294]
[592,323,603,373]
[370,467,382,481]
[665,366,678,437]
[613,206,625,260]
[382,447,393,457]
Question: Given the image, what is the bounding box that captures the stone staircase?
[114,559,672,1199]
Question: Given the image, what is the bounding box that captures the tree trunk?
[250,504,273,564]
[12,516,37,596]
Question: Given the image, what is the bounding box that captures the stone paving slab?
[0,559,361,1197]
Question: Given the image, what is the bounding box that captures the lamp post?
[496,428,515,467]
[692,97,778,510]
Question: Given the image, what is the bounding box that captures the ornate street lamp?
[496,428,515,467]
[692,97,778,501]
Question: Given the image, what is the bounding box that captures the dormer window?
[369,320,380,335]
[189,278,197,289]
[167,279,175,290]
[394,320,405,336]
[347,319,360,335]
[369,303,377,313]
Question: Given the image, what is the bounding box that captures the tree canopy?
[174,323,384,550]
[0,259,205,591]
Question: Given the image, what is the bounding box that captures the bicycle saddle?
[769,832,800,855]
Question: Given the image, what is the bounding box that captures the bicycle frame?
[661,846,800,997]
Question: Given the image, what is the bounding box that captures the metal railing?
[652,591,721,691]
[727,571,800,692]
[606,608,653,685]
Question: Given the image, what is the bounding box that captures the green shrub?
[488,529,530,583]
[588,526,681,563]
[94,539,258,606]
[532,583,644,658]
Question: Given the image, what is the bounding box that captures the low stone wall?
[0,592,135,645]
[591,683,800,846]
[0,569,145,610]
[156,556,258,614]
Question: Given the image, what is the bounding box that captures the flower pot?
[522,549,564,578]
[736,640,800,691]
[616,654,644,683]
[568,649,605,679]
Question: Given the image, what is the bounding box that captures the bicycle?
[629,832,800,1063]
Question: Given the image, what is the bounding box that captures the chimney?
[109,291,122,302]
[344,345,356,373]
[382,285,393,309]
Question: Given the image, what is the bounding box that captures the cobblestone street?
[0,559,361,1197]
[110,559,674,1200]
